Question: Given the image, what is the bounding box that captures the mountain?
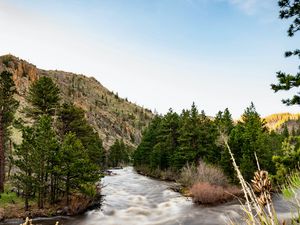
[0,54,154,149]
[264,113,300,132]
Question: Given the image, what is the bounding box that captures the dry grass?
[219,133,280,225]
[190,182,241,205]
[177,161,229,188]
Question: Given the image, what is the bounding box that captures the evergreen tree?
[271,0,300,105]
[152,109,179,169]
[32,116,59,208]
[133,116,162,166]
[214,108,235,180]
[0,71,18,192]
[108,139,130,167]
[198,110,218,164]
[282,124,290,138]
[58,133,99,205]
[173,108,198,169]
[13,126,35,210]
[57,103,105,167]
[273,136,300,183]
[26,76,60,118]
[230,103,274,181]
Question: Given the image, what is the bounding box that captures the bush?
[176,163,197,187]
[196,161,228,187]
[177,161,229,188]
[190,182,240,205]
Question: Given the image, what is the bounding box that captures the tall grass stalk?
[220,133,278,225]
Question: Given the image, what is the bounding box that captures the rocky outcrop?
[0,54,153,149]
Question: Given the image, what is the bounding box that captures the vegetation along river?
[2,167,297,225]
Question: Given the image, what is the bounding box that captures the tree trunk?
[0,114,5,193]
[7,140,12,179]
[66,176,70,206]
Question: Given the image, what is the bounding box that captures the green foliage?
[134,103,287,185]
[0,71,19,192]
[0,185,23,207]
[57,103,105,167]
[273,136,300,183]
[13,126,37,210]
[215,108,235,181]
[59,133,99,205]
[0,71,19,131]
[134,104,218,172]
[14,80,103,209]
[228,103,278,181]
[14,116,60,208]
[107,139,130,167]
[26,76,60,117]
[271,0,300,105]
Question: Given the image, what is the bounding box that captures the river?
[2,167,297,225]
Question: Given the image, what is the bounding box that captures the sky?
[0,0,299,118]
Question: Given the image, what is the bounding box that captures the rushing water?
[2,167,298,225]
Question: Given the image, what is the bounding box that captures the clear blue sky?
[0,0,299,118]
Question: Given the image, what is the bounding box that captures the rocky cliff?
[0,54,154,149]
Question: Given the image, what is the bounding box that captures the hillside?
[264,112,300,132]
[0,54,154,149]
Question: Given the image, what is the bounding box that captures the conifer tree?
[230,103,274,181]
[151,109,179,169]
[59,133,99,205]
[133,116,162,166]
[273,136,300,182]
[57,103,105,167]
[14,126,35,210]
[26,76,60,118]
[214,108,235,180]
[0,71,18,192]
[271,0,300,105]
[32,116,59,208]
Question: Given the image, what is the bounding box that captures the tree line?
[134,102,296,184]
[0,72,106,210]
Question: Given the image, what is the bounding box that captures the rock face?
[0,54,153,149]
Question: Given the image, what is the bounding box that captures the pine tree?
[271,0,300,105]
[108,139,130,167]
[133,116,162,166]
[152,109,180,169]
[230,103,274,181]
[26,76,60,118]
[57,103,105,167]
[214,108,235,180]
[13,126,35,210]
[32,116,59,208]
[0,71,19,192]
[58,133,99,205]
[273,136,300,182]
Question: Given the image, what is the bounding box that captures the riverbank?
[0,189,102,222]
[134,164,243,205]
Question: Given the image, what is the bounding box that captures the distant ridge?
[264,112,300,131]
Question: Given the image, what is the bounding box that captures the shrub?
[196,161,228,187]
[177,163,197,187]
[190,182,240,205]
[177,161,229,188]
[160,169,178,181]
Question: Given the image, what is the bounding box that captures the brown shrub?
[190,182,241,205]
[196,161,228,187]
[177,161,229,188]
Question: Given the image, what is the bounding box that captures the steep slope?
[264,113,300,132]
[0,54,154,149]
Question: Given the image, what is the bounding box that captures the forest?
[0,72,111,215]
[133,102,298,187]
